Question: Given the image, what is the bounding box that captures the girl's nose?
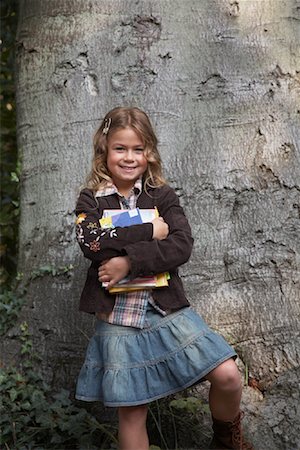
[124,149,134,160]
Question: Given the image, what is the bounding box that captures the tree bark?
[6,0,300,447]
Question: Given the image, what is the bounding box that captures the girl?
[75,106,253,450]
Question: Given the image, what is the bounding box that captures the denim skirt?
[75,305,236,407]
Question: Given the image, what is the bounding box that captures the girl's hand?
[152,217,169,240]
[98,256,131,289]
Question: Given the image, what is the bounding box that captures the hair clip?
[102,117,112,135]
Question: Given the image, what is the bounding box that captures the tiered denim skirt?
[75,305,236,407]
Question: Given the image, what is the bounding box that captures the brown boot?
[209,411,254,449]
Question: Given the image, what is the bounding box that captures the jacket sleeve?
[123,186,194,277]
[75,189,153,263]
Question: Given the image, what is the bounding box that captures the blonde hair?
[85,106,166,191]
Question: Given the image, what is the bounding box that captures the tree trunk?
[7,0,300,448]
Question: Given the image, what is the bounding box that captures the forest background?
[1,1,299,449]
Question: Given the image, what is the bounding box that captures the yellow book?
[108,272,170,294]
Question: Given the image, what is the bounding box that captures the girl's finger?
[99,274,110,282]
[99,265,107,274]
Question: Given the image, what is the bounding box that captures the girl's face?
[107,127,148,196]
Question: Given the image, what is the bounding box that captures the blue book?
[111,209,143,227]
[100,208,155,229]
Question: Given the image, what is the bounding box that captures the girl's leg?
[205,358,253,449]
[118,404,149,450]
[205,358,242,421]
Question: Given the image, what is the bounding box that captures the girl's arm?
[75,188,153,263]
[98,218,169,288]
[122,186,194,277]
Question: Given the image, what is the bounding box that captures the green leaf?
[9,387,18,401]
[10,171,19,182]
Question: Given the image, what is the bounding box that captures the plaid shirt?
[95,179,167,328]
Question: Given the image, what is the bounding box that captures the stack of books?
[100,208,169,293]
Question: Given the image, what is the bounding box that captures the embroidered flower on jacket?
[75,224,84,243]
[109,229,117,238]
[87,222,98,229]
[76,213,87,224]
[100,229,118,238]
[89,240,101,252]
[87,222,98,234]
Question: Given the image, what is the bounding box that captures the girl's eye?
[115,147,124,151]
[135,148,144,153]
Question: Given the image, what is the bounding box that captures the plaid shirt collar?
[95,178,142,199]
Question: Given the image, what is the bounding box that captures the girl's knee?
[206,358,242,392]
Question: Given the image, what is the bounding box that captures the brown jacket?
[75,184,194,313]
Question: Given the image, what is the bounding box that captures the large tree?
[4,0,300,448]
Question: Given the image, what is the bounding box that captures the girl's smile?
[107,127,148,196]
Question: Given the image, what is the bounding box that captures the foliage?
[148,394,211,449]
[0,275,25,336]
[0,322,118,449]
[30,264,74,281]
[0,0,19,287]
[0,266,74,336]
